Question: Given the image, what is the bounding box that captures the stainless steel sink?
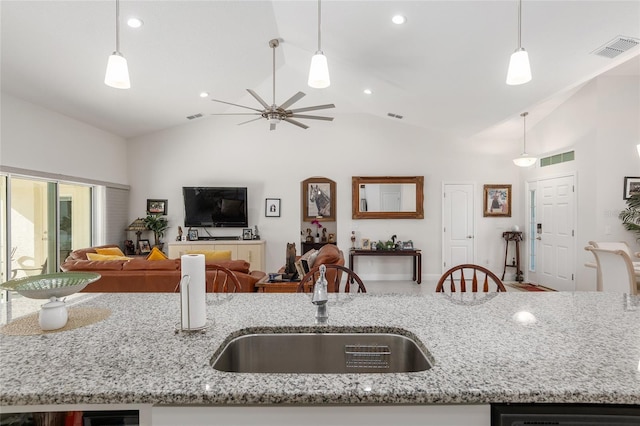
[211,331,433,373]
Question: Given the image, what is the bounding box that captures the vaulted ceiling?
[2,1,639,141]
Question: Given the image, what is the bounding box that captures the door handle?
[536,236,541,240]
[466,235,473,239]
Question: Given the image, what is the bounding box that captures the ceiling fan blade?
[283,117,309,129]
[279,92,306,110]
[211,98,263,112]
[210,113,261,116]
[270,122,277,131]
[238,117,265,126]
[288,104,335,114]
[247,89,270,109]
[290,114,334,121]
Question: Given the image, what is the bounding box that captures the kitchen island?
[1,292,638,424]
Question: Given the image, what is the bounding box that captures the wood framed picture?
[483,184,512,217]
[147,199,167,215]
[138,239,151,254]
[265,198,281,217]
[187,229,198,241]
[242,228,253,240]
[361,238,371,250]
[302,177,336,221]
[623,176,640,200]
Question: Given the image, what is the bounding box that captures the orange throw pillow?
[146,246,168,261]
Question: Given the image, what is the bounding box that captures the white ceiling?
[2,1,639,141]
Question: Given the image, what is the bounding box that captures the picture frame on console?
[147,199,167,215]
[265,198,281,217]
[187,229,198,241]
[302,177,336,221]
[242,228,253,240]
[483,184,512,217]
[138,239,151,254]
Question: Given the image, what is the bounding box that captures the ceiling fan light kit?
[513,112,537,167]
[308,0,330,88]
[506,0,532,86]
[104,0,130,89]
[210,39,335,131]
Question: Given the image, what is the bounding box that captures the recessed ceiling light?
[363,89,372,95]
[392,15,406,25]
[199,92,209,98]
[127,17,143,28]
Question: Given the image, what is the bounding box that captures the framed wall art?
[265,198,281,217]
[623,176,640,200]
[187,229,198,241]
[147,199,167,215]
[302,177,336,221]
[483,184,512,217]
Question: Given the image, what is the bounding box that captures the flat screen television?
[183,187,248,228]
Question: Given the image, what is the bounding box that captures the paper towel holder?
[176,274,210,333]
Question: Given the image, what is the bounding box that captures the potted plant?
[143,212,169,248]
[619,193,640,242]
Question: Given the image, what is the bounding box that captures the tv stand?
[197,236,240,241]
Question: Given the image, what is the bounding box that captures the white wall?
[0,93,128,185]
[128,112,520,279]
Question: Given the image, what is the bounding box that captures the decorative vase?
[314,236,320,243]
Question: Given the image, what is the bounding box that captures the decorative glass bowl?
[0,272,101,299]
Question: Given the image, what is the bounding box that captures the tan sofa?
[61,245,265,293]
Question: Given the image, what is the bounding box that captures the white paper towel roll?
[180,254,206,329]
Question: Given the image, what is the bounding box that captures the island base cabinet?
[152,405,490,426]
[0,404,153,426]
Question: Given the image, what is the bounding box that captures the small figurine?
[328,233,336,243]
[321,228,328,243]
[351,231,356,248]
[176,226,183,241]
[305,228,313,243]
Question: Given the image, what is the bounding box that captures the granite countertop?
[1,291,639,407]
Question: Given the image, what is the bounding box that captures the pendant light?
[513,112,537,167]
[308,0,330,89]
[104,0,131,89]
[506,0,532,86]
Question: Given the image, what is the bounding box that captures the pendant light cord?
[317,0,322,52]
[115,0,120,53]
[272,43,276,105]
[517,0,522,49]
[521,112,528,153]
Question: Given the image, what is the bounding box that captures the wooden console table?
[349,249,422,284]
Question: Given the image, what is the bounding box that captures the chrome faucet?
[312,264,328,324]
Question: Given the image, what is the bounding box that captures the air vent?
[186,113,203,120]
[387,113,404,119]
[592,36,639,59]
[540,150,574,167]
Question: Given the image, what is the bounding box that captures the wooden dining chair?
[208,264,244,293]
[297,264,367,293]
[436,264,506,292]
[584,246,638,294]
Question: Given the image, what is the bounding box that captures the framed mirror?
[352,176,424,219]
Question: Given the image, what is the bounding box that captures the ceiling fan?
[210,39,335,130]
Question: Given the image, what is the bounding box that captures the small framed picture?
[265,198,281,217]
[242,228,253,240]
[623,176,640,200]
[147,199,167,215]
[483,184,512,217]
[402,241,414,250]
[138,239,151,254]
[361,238,371,250]
[188,229,198,241]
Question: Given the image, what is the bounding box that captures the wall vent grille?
[540,150,575,167]
[592,36,639,59]
[387,113,404,119]
[186,113,203,120]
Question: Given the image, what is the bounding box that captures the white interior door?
[536,175,576,291]
[442,183,475,272]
